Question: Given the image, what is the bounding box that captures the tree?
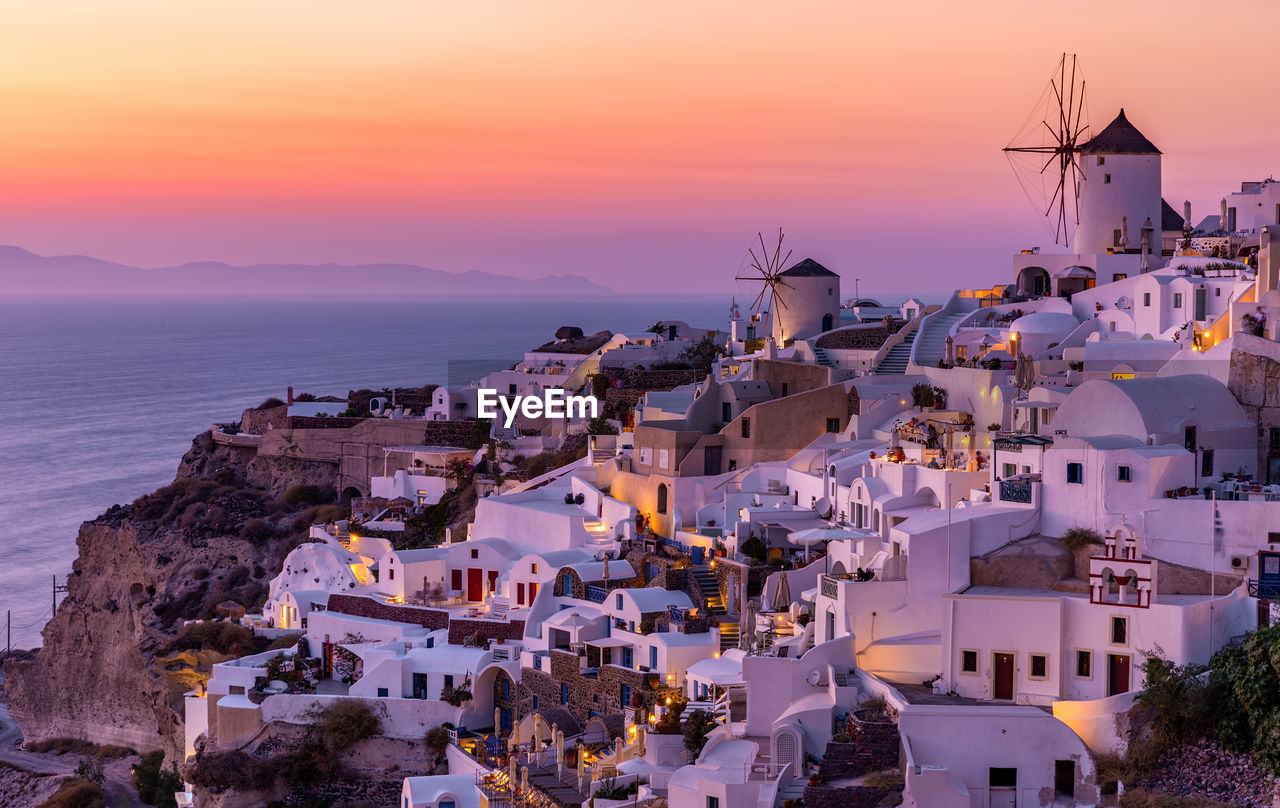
[683,709,716,758]
[424,726,451,764]
[587,416,616,435]
[445,457,474,486]
[678,337,726,376]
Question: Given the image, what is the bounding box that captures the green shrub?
[239,518,275,542]
[424,726,450,761]
[134,750,183,807]
[1060,526,1102,551]
[190,749,277,792]
[315,699,383,752]
[740,537,767,564]
[75,756,104,785]
[36,779,106,808]
[910,383,935,408]
[255,397,286,410]
[440,685,473,707]
[863,768,903,789]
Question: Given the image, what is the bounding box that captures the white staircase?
[874,334,915,374]
[909,311,968,368]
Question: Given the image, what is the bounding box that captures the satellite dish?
[806,670,822,686]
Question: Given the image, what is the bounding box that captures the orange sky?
[0,0,1275,294]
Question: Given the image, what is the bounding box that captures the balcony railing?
[1248,579,1280,599]
[999,479,1033,504]
[585,585,608,603]
[821,575,840,598]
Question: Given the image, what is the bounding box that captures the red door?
[467,568,483,601]
[1108,654,1130,696]
[993,653,1014,700]
[529,582,538,602]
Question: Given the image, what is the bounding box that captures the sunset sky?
[0,1,1275,296]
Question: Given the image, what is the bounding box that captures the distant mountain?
[0,246,614,298]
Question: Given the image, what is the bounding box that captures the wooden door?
[1108,654,1130,696]
[467,568,483,601]
[993,652,1015,700]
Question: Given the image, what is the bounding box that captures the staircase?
[874,331,917,374]
[718,622,739,652]
[689,567,725,616]
[590,447,614,466]
[584,520,613,548]
[909,311,969,368]
[813,346,834,368]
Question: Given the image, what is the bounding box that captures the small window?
[1104,173,1112,184]
[1003,463,1016,478]
[781,383,789,397]
[1215,287,1221,297]
[509,383,518,395]
[1112,273,1127,282]
[1116,465,1131,482]
[741,417,751,438]
[532,694,540,709]
[1055,760,1075,797]
[1174,293,1183,308]
[1075,650,1092,678]
[1066,462,1083,484]
[1184,426,1197,453]
[961,649,978,673]
[1113,228,1123,246]
[989,767,1017,788]
[1201,450,1214,477]
[451,570,463,590]
[1029,653,1048,680]
[708,798,720,808]
[1097,156,1105,166]
[561,684,569,704]
[1111,616,1128,645]
[531,563,538,574]
[377,687,389,698]
[1270,428,1280,452]
[471,548,479,559]
[826,417,840,433]
[616,593,623,609]
[229,685,246,696]
[1143,292,1151,307]
[389,568,395,580]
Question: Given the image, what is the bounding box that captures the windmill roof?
[1161,199,1184,231]
[1080,109,1161,155]
[779,258,838,277]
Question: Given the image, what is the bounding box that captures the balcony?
[1248,579,1280,599]
[999,479,1033,504]
[821,575,840,598]
[585,585,608,603]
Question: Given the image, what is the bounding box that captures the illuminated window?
[1075,650,1092,678]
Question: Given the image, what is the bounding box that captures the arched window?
[657,484,668,515]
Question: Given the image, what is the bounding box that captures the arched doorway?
[657,484,668,515]
[341,486,363,502]
[822,313,834,332]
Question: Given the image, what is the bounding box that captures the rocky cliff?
[4,431,339,759]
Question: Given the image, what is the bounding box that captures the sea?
[0,296,729,649]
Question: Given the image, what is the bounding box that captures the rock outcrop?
[4,431,339,759]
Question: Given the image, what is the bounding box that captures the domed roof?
[1010,311,1080,335]
[780,258,838,277]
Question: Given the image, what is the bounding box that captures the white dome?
[1010,311,1080,335]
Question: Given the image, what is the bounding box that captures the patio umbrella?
[789,526,856,563]
[556,730,565,776]
[945,335,955,366]
[509,756,517,789]
[771,572,792,612]
[739,598,757,651]
[521,766,528,798]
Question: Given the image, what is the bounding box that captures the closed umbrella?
[1119,215,1129,249]
[739,598,757,651]
[771,572,791,612]
[1221,198,1228,231]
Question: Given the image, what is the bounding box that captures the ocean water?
[0,297,725,648]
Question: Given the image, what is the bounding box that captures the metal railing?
[1248,579,1280,599]
[999,479,1033,504]
[585,585,608,603]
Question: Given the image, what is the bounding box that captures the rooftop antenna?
[1003,53,1090,248]
[734,228,793,338]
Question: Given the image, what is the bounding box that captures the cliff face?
[4,432,338,758]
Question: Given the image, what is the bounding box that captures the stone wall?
[241,404,289,434]
[287,415,364,430]
[552,567,640,600]
[326,595,449,631]
[801,784,889,808]
[1227,332,1280,478]
[517,650,658,728]
[820,709,900,780]
[814,323,900,351]
[422,419,488,450]
[447,618,526,646]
